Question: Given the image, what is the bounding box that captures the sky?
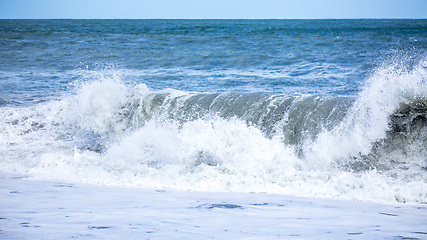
[0,0,426,19]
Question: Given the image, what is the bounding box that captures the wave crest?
[1,59,427,204]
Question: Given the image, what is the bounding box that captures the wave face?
[1,59,426,204]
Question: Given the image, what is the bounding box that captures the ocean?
[1,19,427,239]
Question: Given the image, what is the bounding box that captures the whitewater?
[1,19,427,239]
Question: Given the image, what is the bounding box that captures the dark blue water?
[1,20,427,203]
[1,19,426,105]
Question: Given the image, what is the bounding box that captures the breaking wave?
[1,59,426,204]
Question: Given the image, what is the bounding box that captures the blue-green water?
[0,20,426,203]
[1,19,426,104]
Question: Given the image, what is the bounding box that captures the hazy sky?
[0,0,426,19]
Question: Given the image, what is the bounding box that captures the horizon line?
[1,17,426,20]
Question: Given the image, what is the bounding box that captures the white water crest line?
[307,57,427,163]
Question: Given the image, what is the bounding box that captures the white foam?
[307,58,427,163]
[1,61,427,204]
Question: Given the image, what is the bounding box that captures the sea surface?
[1,19,427,204]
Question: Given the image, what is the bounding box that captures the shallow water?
[1,174,426,240]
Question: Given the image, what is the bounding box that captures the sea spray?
[1,59,427,204]
[306,58,427,168]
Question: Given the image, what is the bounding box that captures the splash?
[1,59,426,204]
